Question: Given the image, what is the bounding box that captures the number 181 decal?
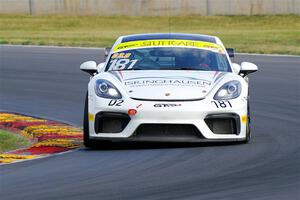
[211,100,232,108]
[109,59,138,71]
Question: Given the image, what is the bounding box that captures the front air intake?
[133,124,203,139]
[205,114,240,135]
[94,112,130,133]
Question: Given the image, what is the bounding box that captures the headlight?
[214,80,241,100]
[95,79,122,99]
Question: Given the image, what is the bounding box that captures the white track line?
[0,44,104,50]
[0,148,80,166]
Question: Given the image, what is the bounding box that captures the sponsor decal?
[154,103,182,107]
[113,39,225,53]
[111,52,131,59]
[124,77,211,88]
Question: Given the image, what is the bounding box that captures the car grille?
[133,124,203,139]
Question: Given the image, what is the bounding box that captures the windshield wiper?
[170,67,204,70]
[111,68,143,71]
[111,67,204,71]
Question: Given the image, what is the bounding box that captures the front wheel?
[83,93,96,148]
[83,93,111,148]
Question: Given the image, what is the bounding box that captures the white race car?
[80,33,258,147]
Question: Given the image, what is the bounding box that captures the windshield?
[106,47,231,72]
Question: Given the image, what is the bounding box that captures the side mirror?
[226,48,235,58]
[105,47,112,58]
[80,61,97,75]
[97,62,106,73]
[240,62,258,77]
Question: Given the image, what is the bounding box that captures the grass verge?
[0,129,31,153]
[0,14,299,55]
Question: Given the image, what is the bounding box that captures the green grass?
[0,129,31,153]
[0,14,300,55]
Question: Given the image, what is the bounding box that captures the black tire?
[83,93,96,148]
[83,93,111,148]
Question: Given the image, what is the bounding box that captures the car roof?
[121,33,217,43]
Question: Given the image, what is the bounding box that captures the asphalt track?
[0,45,299,200]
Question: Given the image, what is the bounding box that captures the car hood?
[109,70,227,100]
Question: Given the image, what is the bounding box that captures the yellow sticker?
[113,39,224,53]
[111,53,119,59]
[111,52,131,59]
[242,115,248,123]
[89,113,94,121]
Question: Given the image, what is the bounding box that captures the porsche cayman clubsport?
[80,33,258,147]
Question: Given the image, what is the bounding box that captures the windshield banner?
[113,39,225,53]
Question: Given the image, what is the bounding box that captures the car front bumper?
[88,94,248,142]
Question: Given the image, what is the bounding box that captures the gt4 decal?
[154,103,181,107]
[211,100,232,108]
